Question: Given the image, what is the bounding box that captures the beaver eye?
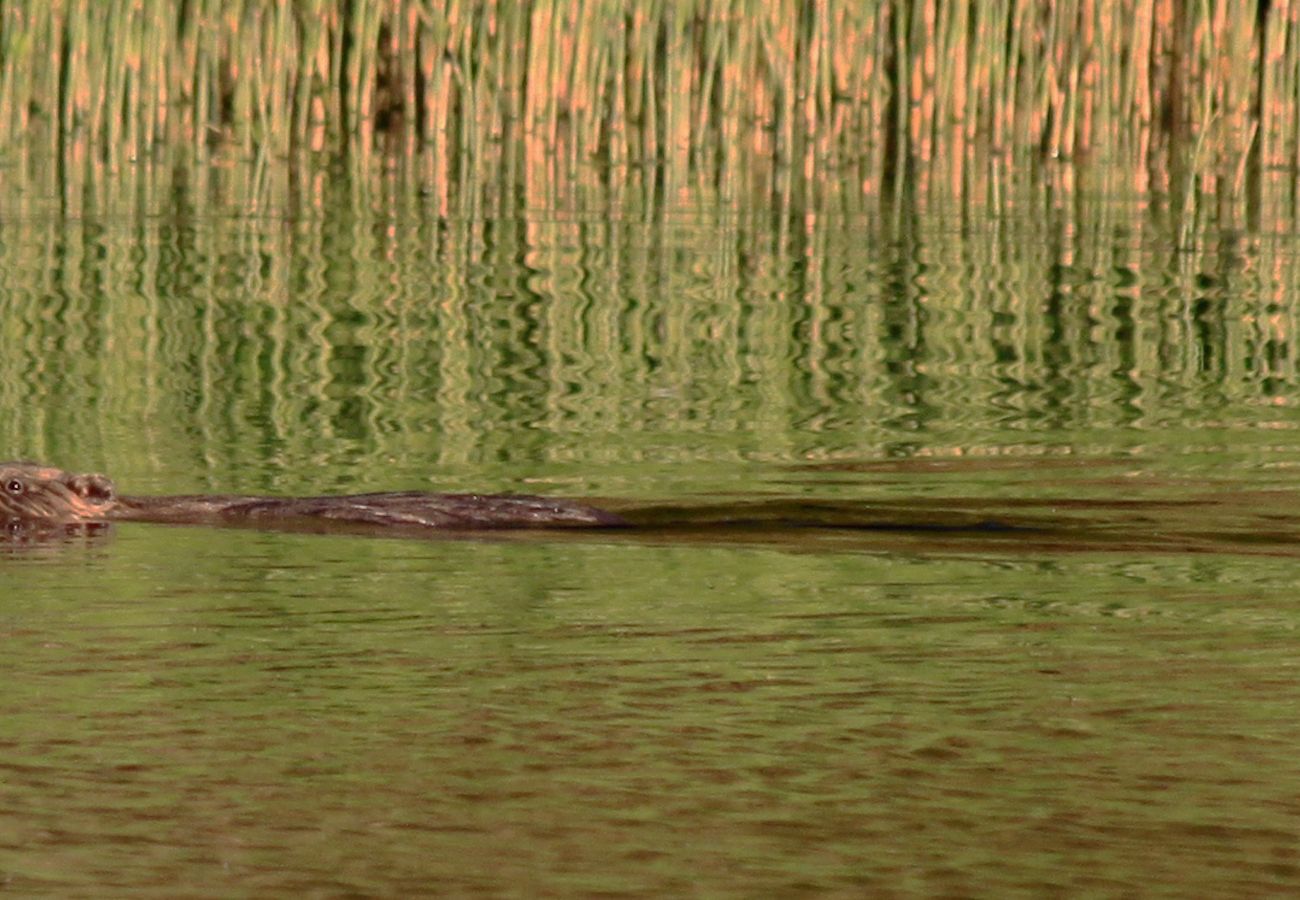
[5,479,22,495]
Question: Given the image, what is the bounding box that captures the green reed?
[0,0,1296,206]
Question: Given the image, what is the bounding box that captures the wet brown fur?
[0,462,118,523]
[0,462,625,530]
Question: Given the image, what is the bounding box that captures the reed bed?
[0,0,1296,206]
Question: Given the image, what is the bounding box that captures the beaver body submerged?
[0,462,627,531]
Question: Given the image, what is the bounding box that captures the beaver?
[0,461,627,531]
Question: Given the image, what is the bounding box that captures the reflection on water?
[1,175,1298,494]
[3,173,1300,894]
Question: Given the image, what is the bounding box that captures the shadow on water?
[7,492,1300,559]
[605,491,1300,557]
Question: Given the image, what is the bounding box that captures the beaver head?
[0,461,118,522]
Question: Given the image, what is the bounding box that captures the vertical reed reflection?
[0,168,1296,482]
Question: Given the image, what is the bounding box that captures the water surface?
[2,174,1300,895]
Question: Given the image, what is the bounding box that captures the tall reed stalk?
[0,1,1295,204]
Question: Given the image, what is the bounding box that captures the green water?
[2,173,1300,895]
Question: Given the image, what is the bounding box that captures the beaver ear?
[68,473,116,505]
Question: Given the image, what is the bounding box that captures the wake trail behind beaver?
[6,461,1300,557]
[595,495,1300,557]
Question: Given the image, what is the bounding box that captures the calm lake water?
[2,170,1300,895]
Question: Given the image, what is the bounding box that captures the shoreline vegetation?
[0,3,1295,476]
[0,1,1296,217]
